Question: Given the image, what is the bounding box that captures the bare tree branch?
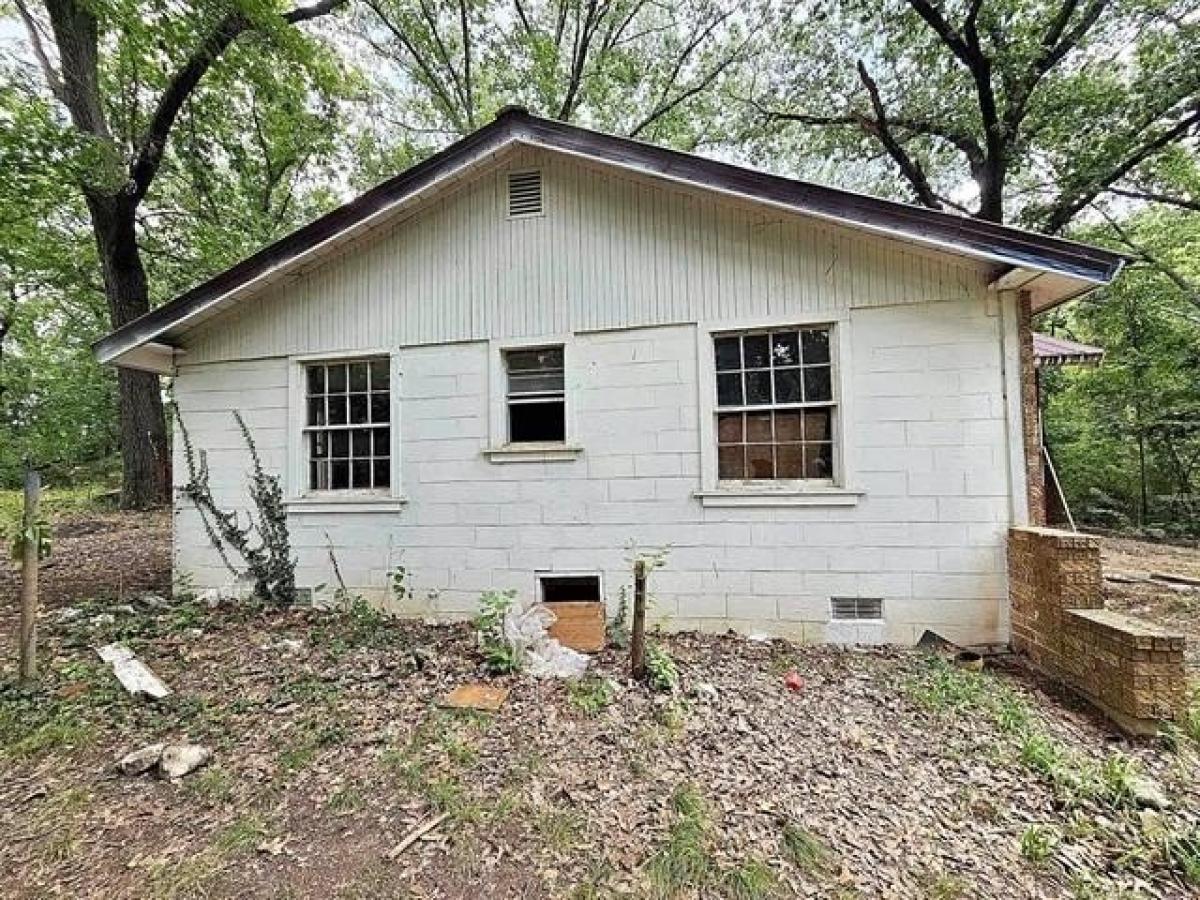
[1106,186,1200,212]
[13,0,65,102]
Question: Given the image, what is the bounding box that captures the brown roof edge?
[95,106,1126,364]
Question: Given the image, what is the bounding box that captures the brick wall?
[1008,526,1187,734]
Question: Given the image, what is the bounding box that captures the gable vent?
[831,597,883,621]
[507,170,544,218]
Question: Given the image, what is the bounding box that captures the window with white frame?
[713,326,836,481]
[505,346,565,442]
[304,358,391,491]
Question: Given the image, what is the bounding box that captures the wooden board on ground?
[547,601,606,652]
[440,683,509,711]
[97,643,172,699]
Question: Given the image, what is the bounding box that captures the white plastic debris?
[500,597,589,679]
[97,643,172,699]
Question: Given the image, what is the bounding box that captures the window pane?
[746,444,774,478]
[714,336,741,371]
[774,368,802,403]
[306,366,325,396]
[311,432,329,459]
[327,395,347,425]
[331,430,350,458]
[802,409,831,442]
[508,372,564,395]
[373,428,390,455]
[717,445,745,478]
[349,362,369,392]
[330,459,350,490]
[307,397,326,427]
[804,444,834,479]
[371,393,390,423]
[717,413,742,443]
[745,371,772,405]
[776,444,804,478]
[716,373,742,406]
[509,399,565,442]
[349,393,369,424]
[743,334,770,369]
[771,332,799,366]
[351,460,371,489]
[310,460,329,490]
[801,329,830,364]
[370,358,390,392]
[352,429,372,457]
[803,366,832,402]
[373,459,390,489]
[328,364,347,393]
[746,412,772,443]
[775,411,802,442]
[506,347,563,372]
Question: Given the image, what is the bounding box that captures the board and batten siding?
[171,147,1013,645]
[180,147,992,362]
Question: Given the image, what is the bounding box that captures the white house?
[96,108,1124,646]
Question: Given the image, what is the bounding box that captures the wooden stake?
[630,558,647,680]
[385,812,449,860]
[19,467,41,682]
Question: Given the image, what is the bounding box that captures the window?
[539,574,601,604]
[713,326,835,481]
[304,358,390,491]
[505,346,565,443]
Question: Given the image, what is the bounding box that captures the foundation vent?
[831,597,883,621]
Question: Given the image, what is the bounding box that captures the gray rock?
[158,744,212,779]
[117,743,165,776]
[1129,775,1170,810]
[691,682,719,702]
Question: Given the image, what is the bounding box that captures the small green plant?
[568,676,616,715]
[474,590,522,674]
[389,563,410,605]
[1020,825,1059,865]
[1163,826,1200,886]
[609,586,631,650]
[328,785,366,814]
[1019,731,1067,779]
[215,814,270,853]
[908,658,985,712]
[645,643,679,693]
[781,822,829,874]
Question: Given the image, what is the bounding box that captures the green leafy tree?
[9,0,347,506]
[753,0,1200,230]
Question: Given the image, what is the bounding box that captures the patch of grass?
[311,596,403,653]
[1161,825,1200,886]
[653,699,690,740]
[781,822,830,874]
[328,785,366,814]
[907,659,986,712]
[719,858,780,899]
[645,784,715,896]
[1020,825,1059,865]
[916,870,968,900]
[215,814,269,853]
[278,719,346,772]
[1019,731,1067,779]
[0,684,98,761]
[568,676,617,715]
[278,675,342,705]
[185,767,235,804]
[533,805,584,852]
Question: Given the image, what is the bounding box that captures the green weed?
[1020,825,1059,865]
[568,676,617,715]
[781,822,830,874]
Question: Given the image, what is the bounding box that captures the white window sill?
[285,495,408,514]
[482,443,583,463]
[694,488,863,508]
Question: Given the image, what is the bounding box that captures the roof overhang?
[95,107,1127,370]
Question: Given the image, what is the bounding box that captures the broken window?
[505,346,565,443]
[304,358,391,491]
[714,326,836,481]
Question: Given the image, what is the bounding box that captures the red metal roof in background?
[1034,333,1105,367]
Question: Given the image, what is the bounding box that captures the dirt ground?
[1,513,1198,899]
[1100,535,1200,669]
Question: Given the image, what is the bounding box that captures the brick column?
[1016,291,1046,526]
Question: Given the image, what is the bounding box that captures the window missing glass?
[505,346,565,443]
[539,574,601,604]
[713,326,836,481]
[304,358,391,491]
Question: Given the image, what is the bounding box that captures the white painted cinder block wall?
[173,291,1011,646]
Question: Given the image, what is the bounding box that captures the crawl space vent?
[507,170,544,218]
[831,597,883,621]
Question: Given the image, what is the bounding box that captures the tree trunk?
[87,193,170,508]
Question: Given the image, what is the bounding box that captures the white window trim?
[284,348,406,511]
[485,334,583,463]
[694,312,861,508]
